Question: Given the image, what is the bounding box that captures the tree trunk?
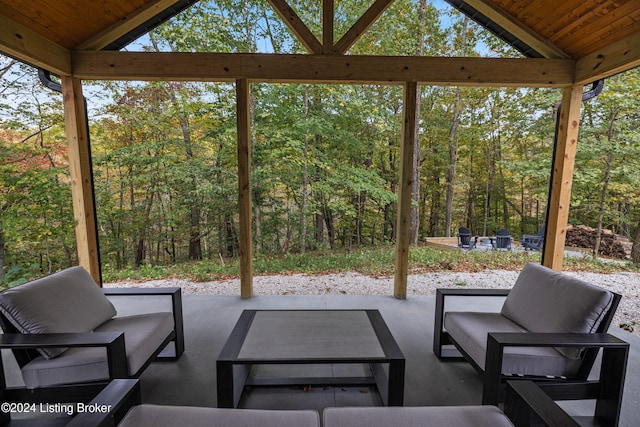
[354,191,366,245]
[445,87,462,237]
[444,18,469,237]
[483,149,492,236]
[428,135,442,236]
[410,0,427,244]
[594,108,618,257]
[315,211,324,246]
[323,202,336,249]
[632,216,640,264]
[301,86,310,253]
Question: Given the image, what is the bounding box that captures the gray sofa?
[0,266,184,409]
[69,379,580,427]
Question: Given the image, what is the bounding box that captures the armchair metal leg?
[433,290,445,358]
[170,289,185,358]
[595,346,629,426]
[482,333,502,405]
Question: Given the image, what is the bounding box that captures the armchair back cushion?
[0,266,116,358]
[500,263,613,359]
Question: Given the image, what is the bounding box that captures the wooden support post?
[61,76,101,284]
[543,85,583,271]
[236,79,253,298]
[322,0,334,53]
[394,81,418,299]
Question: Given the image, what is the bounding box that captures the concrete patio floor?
[116,293,640,426]
[2,293,638,425]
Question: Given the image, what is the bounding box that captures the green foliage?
[101,245,638,283]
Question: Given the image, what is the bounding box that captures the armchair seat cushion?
[21,312,174,388]
[323,406,514,427]
[119,405,321,427]
[444,312,581,377]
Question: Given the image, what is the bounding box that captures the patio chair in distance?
[522,227,545,251]
[491,228,512,250]
[457,227,478,250]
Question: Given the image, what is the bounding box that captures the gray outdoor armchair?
[491,228,513,250]
[521,227,545,251]
[457,226,478,250]
[433,262,628,426]
[0,266,184,422]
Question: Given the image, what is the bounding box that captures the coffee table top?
[219,309,404,363]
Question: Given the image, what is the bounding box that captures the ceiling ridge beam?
[267,0,322,54]
[575,30,640,85]
[333,0,394,55]
[77,0,185,51]
[0,15,71,75]
[71,50,575,87]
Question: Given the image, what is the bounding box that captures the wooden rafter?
[0,15,71,75]
[77,0,185,51]
[71,51,575,87]
[333,0,394,54]
[461,0,570,59]
[267,0,322,54]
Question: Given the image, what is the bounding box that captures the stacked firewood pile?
[565,225,631,259]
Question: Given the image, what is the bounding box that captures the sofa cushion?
[0,266,116,358]
[500,262,613,358]
[323,406,514,427]
[119,405,320,427]
[21,312,173,388]
[444,312,581,377]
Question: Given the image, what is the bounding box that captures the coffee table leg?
[216,360,235,408]
[371,360,405,406]
[388,358,405,406]
[217,362,252,408]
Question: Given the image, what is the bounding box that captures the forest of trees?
[1,0,640,285]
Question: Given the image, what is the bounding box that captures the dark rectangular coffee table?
[216,309,405,408]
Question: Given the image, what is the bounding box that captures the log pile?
[565,225,630,259]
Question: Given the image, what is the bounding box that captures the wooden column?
[394,81,418,299]
[61,76,101,284]
[322,0,334,53]
[236,79,253,298]
[543,85,583,271]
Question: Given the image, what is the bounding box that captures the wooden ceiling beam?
[267,0,322,54]
[460,0,570,59]
[0,15,71,75]
[77,0,185,51]
[574,31,640,85]
[333,0,394,54]
[71,51,575,87]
